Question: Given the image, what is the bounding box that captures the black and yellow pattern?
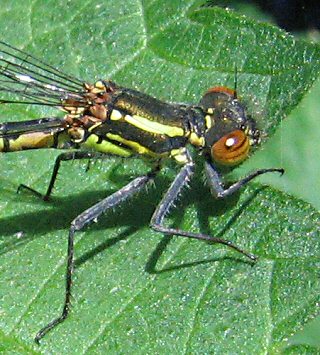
[0,80,260,166]
[0,41,283,343]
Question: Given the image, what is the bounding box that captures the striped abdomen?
[0,118,71,152]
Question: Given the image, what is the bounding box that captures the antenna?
[233,65,238,99]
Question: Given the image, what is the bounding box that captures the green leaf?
[289,315,320,348]
[0,1,319,354]
[0,329,38,354]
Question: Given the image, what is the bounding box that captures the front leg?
[205,161,284,199]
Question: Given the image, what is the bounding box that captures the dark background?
[206,0,320,31]
[257,0,320,31]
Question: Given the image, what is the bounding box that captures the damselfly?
[0,41,283,343]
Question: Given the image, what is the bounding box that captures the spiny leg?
[205,162,284,199]
[17,151,110,201]
[150,155,257,261]
[35,170,157,343]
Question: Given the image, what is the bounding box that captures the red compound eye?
[211,130,250,166]
[205,86,236,98]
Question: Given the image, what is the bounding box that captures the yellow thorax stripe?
[124,114,184,137]
[83,134,132,157]
[107,133,163,157]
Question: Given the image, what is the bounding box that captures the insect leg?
[35,169,157,343]
[205,161,284,199]
[150,158,256,261]
[18,151,109,201]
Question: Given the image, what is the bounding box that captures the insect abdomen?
[0,118,70,152]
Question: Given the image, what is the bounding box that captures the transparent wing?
[0,41,87,107]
